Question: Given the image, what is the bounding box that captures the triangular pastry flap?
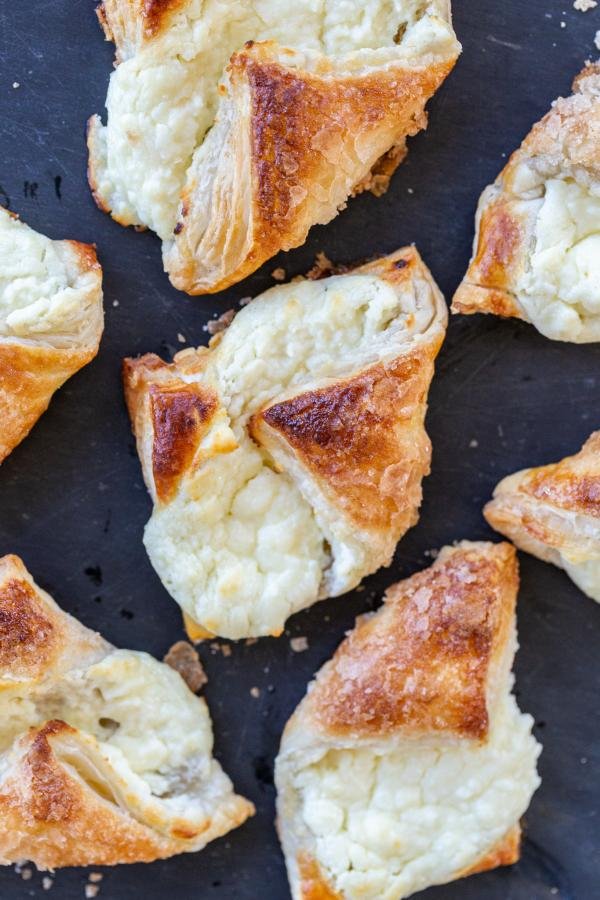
[485,431,600,601]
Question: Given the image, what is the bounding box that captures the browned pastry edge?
[297,854,344,900]
[512,431,600,518]
[302,542,517,741]
[460,824,521,876]
[250,351,434,535]
[122,353,229,504]
[96,0,186,57]
[0,573,57,675]
[0,720,181,868]
[294,826,522,899]
[484,431,600,559]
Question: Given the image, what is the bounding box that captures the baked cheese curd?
[518,177,600,342]
[0,209,99,346]
[291,693,540,900]
[0,650,229,824]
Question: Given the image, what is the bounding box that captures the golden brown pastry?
[452,64,600,342]
[124,247,447,639]
[275,541,541,900]
[0,208,104,463]
[0,555,253,868]
[485,432,600,602]
[88,0,460,294]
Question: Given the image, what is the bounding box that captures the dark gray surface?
[1,1,599,898]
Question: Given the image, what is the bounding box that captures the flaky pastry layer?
[485,431,600,602]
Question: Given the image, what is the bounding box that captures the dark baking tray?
[1,2,599,898]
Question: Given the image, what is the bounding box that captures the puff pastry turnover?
[452,64,600,342]
[124,247,447,640]
[0,555,253,869]
[88,0,460,294]
[275,541,541,900]
[0,208,104,463]
[485,432,600,602]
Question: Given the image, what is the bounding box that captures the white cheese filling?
[0,650,222,821]
[0,209,97,343]
[292,693,540,900]
[518,178,600,341]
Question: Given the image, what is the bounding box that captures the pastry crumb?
[290,636,309,653]
[305,252,354,281]
[88,874,103,884]
[574,0,597,9]
[204,308,235,335]
[20,867,32,881]
[85,886,100,899]
[306,251,334,280]
[595,29,600,48]
[271,267,286,281]
[245,637,258,646]
[177,332,186,343]
[164,641,207,692]
[238,296,252,306]
[12,81,20,89]
[42,876,54,890]
[469,439,479,448]
[351,144,406,197]
[209,642,232,657]
[112,299,119,307]
[250,686,260,698]
[560,20,567,27]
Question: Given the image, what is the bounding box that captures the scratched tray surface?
[1,2,599,898]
